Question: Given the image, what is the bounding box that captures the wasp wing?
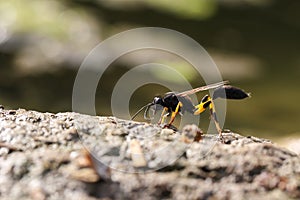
[177,81,229,97]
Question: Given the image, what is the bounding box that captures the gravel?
[0,107,299,200]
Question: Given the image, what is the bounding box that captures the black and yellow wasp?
[131,81,250,137]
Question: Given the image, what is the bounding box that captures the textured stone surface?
[0,107,299,200]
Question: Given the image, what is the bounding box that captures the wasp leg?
[209,101,223,140]
[194,95,211,115]
[158,107,168,125]
[194,95,223,141]
[167,102,183,126]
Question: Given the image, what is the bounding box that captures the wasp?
[131,81,250,138]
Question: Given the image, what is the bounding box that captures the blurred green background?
[0,0,299,143]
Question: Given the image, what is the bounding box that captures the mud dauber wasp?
[131,81,250,138]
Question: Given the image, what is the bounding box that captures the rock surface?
[0,107,299,200]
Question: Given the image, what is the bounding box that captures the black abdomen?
[213,85,250,100]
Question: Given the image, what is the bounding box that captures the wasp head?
[153,96,163,106]
[131,96,164,121]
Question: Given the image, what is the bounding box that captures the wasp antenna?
[131,103,153,120]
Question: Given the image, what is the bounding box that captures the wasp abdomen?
[213,85,250,100]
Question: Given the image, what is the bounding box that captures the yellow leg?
[209,101,223,139]
[158,107,168,125]
[194,95,223,140]
[168,102,182,126]
[194,95,211,115]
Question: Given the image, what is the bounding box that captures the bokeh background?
[0,0,299,146]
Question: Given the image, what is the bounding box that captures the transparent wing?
[177,81,229,97]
